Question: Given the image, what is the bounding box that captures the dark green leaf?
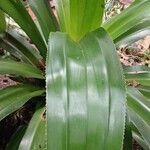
[28,0,58,41]
[0,85,44,121]
[18,107,46,150]
[123,114,132,150]
[46,28,126,150]
[115,19,150,47]
[133,132,150,150]
[0,29,42,66]
[138,86,150,99]
[0,0,47,58]
[128,109,150,148]
[103,0,150,41]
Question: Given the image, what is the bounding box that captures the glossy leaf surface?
[46,28,126,150]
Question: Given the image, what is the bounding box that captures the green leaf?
[0,59,44,79]
[103,0,150,41]
[0,29,42,66]
[55,0,105,41]
[6,126,26,150]
[133,132,150,150]
[123,114,132,150]
[0,10,6,33]
[46,28,126,150]
[0,85,44,121]
[18,107,46,150]
[28,0,58,41]
[138,86,150,99]
[115,19,150,47]
[127,87,150,149]
[0,0,47,58]
[128,109,150,148]
[127,87,150,126]
[124,65,150,86]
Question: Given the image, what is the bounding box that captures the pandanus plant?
[0,0,150,149]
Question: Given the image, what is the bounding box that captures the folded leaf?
[46,28,126,150]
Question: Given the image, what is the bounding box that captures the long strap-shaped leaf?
[127,87,150,126]
[46,28,126,150]
[138,86,150,99]
[55,0,105,41]
[103,0,150,41]
[18,107,46,150]
[0,59,44,79]
[0,10,6,33]
[115,19,150,47]
[124,65,150,86]
[133,132,150,150]
[28,0,58,41]
[0,29,42,66]
[0,85,44,121]
[127,87,150,148]
[0,0,47,58]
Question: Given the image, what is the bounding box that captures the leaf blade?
[0,59,44,79]
[28,0,58,41]
[0,0,47,58]
[18,107,46,150]
[103,0,150,42]
[46,28,126,150]
[0,85,44,121]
